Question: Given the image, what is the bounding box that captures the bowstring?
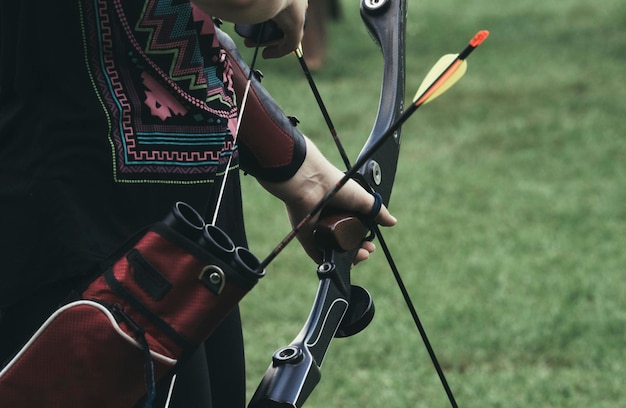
[211,23,265,226]
[293,46,351,170]
[162,22,266,405]
[295,45,459,408]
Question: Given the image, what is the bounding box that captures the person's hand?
[253,0,307,59]
[259,137,397,265]
[194,0,307,59]
[285,177,396,265]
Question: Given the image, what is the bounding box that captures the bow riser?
[248,250,354,408]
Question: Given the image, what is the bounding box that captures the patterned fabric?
[80,0,239,183]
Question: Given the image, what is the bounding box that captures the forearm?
[215,28,306,182]
[257,137,342,207]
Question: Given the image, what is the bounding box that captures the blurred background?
[226,0,625,406]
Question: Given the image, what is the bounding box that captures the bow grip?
[313,210,370,252]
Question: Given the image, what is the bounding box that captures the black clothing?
[0,1,303,406]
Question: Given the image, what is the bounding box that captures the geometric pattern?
[79,0,239,183]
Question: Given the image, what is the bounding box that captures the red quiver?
[0,202,264,407]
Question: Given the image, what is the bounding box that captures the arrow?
[293,45,352,170]
[257,30,490,272]
[415,54,467,104]
[414,29,489,105]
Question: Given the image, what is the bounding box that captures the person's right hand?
[194,0,308,59]
[258,0,307,59]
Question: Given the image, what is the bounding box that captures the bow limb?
[357,0,407,205]
[248,1,406,407]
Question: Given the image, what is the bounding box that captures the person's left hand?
[284,176,396,265]
[259,137,397,265]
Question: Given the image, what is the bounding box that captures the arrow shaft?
[294,47,352,170]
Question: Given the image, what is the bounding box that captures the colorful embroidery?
[80,0,238,183]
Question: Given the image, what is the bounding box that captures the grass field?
[225,0,625,406]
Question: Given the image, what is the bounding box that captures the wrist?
[258,137,341,206]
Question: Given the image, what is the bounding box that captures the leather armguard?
[216,29,306,182]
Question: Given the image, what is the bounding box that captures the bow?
[232,1,488,406]
[248,1,409,406]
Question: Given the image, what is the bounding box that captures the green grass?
[224,0,626,406]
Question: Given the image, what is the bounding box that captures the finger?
[361,189,396,227]
[352,247,371,265]
[263,8,305,59]
[375,203,397,227]
[360,240,376,254]
[262,38,300,59]
[243,37,281,49]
